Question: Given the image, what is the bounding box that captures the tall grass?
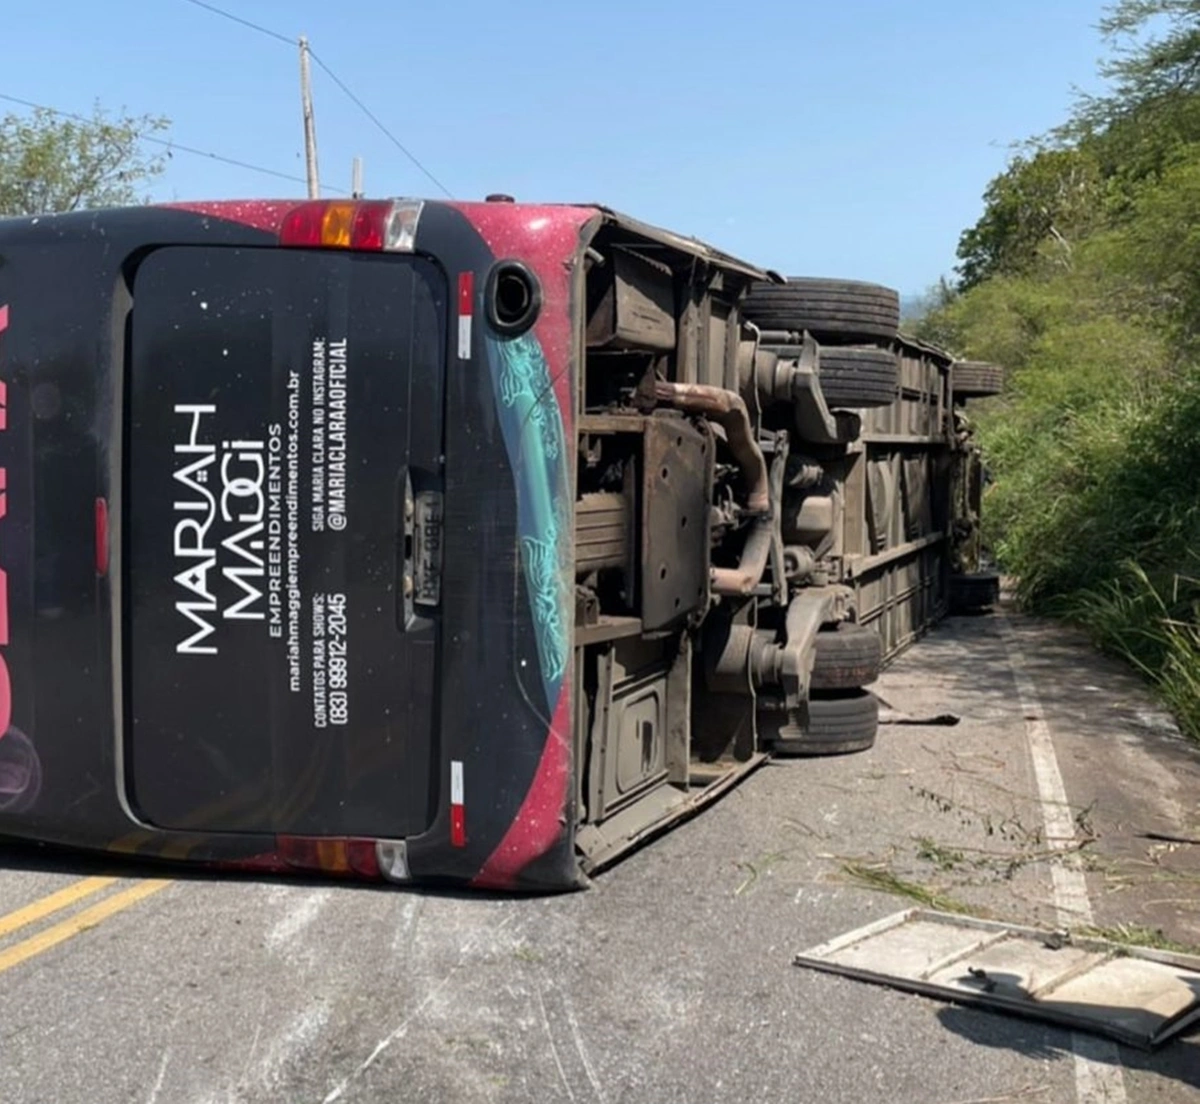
[1071,561,1200,742]
[977,373,1200,742]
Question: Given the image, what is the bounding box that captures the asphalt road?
[1,608,1198,1104]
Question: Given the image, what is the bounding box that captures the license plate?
[413,490,443,606]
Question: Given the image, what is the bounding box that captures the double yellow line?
[0,876,171,974]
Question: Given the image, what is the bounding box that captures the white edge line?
[998,613,1127,1104]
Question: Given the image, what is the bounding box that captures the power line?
[308,52,453,198]
[0,92,343,193]
[178,0,454,197]
[180,0,294,46]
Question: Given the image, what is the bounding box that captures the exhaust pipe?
[710,515,773,596]
[653,381,769,514]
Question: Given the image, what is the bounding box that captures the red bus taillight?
[279,199,424,252]
[350,200,395,249]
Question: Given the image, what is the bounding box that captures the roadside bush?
[921,238,1200,742]
[917,0,1200,741]
[980,360,1200,741]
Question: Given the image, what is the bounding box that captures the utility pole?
[352,156,364,199]
[299,35,320,199]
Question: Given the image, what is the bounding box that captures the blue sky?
[4,1,1111,295]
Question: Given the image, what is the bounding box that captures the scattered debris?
[1138,830,1200,846]
[911,786,1052,849]
[877,702,961,726]
[793,908,1200,1050]
[1076,922,1200,957]
[734,849,798,896]
[840,861,976,915]
[916,838,966,872]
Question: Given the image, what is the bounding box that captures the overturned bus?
[0,198,1000,891]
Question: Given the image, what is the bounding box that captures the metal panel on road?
[794,908,1200,1050]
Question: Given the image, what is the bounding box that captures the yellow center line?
[0,876,118,941]
[0,879,172,975]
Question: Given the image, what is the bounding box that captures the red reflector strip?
[0,304,8,334]
[95,497,109,577]
[457,273,474,361]
[450,759,466,847]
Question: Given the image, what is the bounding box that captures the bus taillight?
[279,199,423,253]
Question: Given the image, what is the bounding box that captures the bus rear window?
[124,246,446,838]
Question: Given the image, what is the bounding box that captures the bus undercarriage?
[570,212,999,874]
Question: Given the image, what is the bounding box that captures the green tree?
[1106,141,1200,337]
[1071,1,1200,203]
[955,147,1105,289]
[956,0,1200,291]
[0,104,170,217]
[1084,0,1200,122]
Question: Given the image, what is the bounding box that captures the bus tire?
[816,346,899,409]
[761,344,900,408]
[949,571,1001,613]
[952,361,1004,399]
[810,623,883,691]
[743,278,900,343]
[767,690,879,757]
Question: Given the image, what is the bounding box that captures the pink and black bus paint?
[0,197,958,891]
[0,198,611,890]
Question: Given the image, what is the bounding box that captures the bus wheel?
[810,623,883,691]
[760,344,900,409]
[952,361,1005,400]
[815,346,899,409]
[742,277,900,344]
[765,690,879,757]
[950,571,1001,614]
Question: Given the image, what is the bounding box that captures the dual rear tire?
[766,690,880,757]
[744,278,902,411]
[763,623,884,758]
